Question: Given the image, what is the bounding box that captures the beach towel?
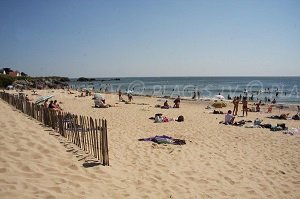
[270,126,284,131]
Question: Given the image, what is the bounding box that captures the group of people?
[118,90,133,102]
[232,96,249,117]
[44,99,63,111]
[161,96,181,109]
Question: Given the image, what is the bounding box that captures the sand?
[0,89,300,198]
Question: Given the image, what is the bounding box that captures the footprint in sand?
[224,176,235,185]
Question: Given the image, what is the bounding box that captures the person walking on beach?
[233,97,240,116]
[197,91,200,99]
[192,92,196,99]
[128,93,133,102]
[242,97,248,117]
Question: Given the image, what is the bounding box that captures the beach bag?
[177,115,184,122]
[173,139,186,145]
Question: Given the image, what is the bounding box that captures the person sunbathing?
[67,89,75,94]
[53,100,63,111]
[48,100,56,109]
[268,113,290,120]
[161,100,170,109]
[32,90,38,95]
[95,99,110,108]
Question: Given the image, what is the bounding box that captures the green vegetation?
[0,74,14,88]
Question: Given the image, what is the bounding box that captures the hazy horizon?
[1,0,299,77]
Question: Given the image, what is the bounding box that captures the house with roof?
[8,71,21,77]
[0,69,6,75]
[1,68,27,77]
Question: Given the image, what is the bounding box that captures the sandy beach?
[0,89,300,199]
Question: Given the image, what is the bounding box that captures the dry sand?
[0,89,300,198]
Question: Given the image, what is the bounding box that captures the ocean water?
[69,76,300,104]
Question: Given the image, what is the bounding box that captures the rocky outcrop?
[12,77,69,89]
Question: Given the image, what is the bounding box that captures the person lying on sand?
[153,114,184,123]
[31,90,38,95]
[67,88,75,94]
[269,113,290,120]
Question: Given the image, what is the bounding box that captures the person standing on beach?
[242,97,248,117]
[256,100,262,112]
[128,93,133,102]
[118,90,122,101]
[233,97,240,116]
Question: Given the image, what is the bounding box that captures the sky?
[0,0,299,77]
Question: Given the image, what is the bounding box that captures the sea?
[68,76,300,104]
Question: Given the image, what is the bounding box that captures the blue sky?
[0,0,299,77]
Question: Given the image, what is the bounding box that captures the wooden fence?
[0,92,109,166]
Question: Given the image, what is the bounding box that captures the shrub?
[0,74,15,88]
